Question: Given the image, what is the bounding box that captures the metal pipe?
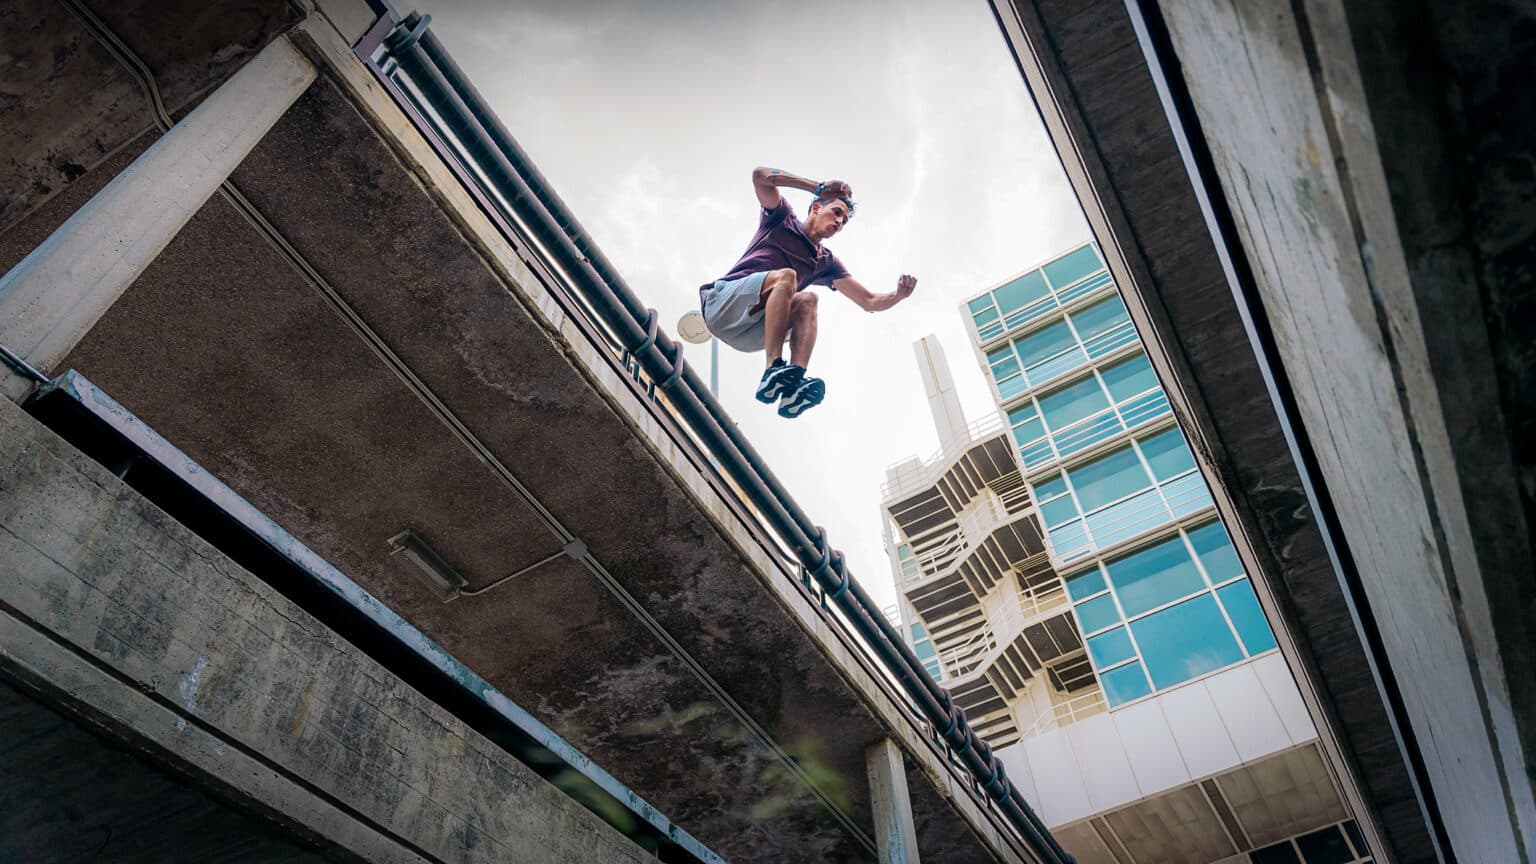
[385,17,1071,862]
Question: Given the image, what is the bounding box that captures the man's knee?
[791,290,818,317]
[767,268,797,291]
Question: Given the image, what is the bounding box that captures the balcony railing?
[973,268,1118,347]
[1042,471,1214,565]
[1016,386,1172,472]
[1018,688,1109,740]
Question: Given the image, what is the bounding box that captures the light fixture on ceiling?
[387,530,468,601]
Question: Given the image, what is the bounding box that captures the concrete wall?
[1154,1,1536,858]
[0,397,651,864]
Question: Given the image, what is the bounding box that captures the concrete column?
[0,34,316,402]
[866,737,921,863]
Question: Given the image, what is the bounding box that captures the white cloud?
[420,0,1089,612]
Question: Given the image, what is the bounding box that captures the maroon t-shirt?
[700,198,850,303]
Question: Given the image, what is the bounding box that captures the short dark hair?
[809,196,856,219]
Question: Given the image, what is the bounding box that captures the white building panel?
[997,738,1042,813]
[1205,661,1293,762]
[1112,696,1191,795]
[1160,682,1241,779]
[1066,712,1141,812]
[1022,728,1093,826]
[1253,651,1318,744]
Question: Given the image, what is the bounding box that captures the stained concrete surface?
[1,680,338,864]
[0,0,299,234]
[0,396,659,864]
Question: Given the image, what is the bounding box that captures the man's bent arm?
[752,166,819,210]
[832,275,918,312]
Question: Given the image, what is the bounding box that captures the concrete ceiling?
[1050,745,1346,864]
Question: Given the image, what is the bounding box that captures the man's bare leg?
[759,268,798,365]
[788,291,818,368]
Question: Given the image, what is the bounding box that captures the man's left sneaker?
[778,376,826,418]
[755,359,804,403]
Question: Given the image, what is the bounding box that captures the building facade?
[882,243,1377,863]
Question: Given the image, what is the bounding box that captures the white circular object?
[677,311,712,344]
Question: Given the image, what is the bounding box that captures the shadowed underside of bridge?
[1,2,1022,861]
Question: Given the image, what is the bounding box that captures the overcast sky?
[418,0,1089,611]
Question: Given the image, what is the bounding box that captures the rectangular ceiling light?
[387,530,468,600]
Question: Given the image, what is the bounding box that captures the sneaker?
[778,376,826,418]
[755,359,804,403]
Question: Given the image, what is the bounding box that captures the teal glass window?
[1042,244,1102,288]
[914,640,938,660]
[1130,594,1245,689]
[1087,627,1135,667]
[1188,521,1243,582]
[1138,427,1196,481]
[1104,534,1206,617]
[1039,376,1110,431]
[972,305,999,327]
[987,346,1019,377]
[1075,594,1121,634]
[1039,495,1079,528]
[994,271,1049,314]
[1100,661,1153,705]
[1067,446,1151,511]
[1065,568,1106,600]
[1217,579,1277,654]
[967,296,995,315]
[909,620,926,639]
[1034,474,1068,500]
[1101,353,1158,402]
[1014,320,1077,368]
[1011,417,1044,446]
[1068,296,1129,341]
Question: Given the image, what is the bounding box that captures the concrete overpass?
[0,1,1075,862]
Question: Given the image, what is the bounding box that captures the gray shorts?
[702,272,768,353]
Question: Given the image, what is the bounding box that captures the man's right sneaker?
[778,376,826,418]
[755,359,804,403]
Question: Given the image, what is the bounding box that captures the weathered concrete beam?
[0,396,652,864]
[0,34,315,402]
[866,738,921,864]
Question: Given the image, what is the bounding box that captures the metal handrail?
[1019,688,1108,739]
[900,492,1017,585]
[934,581,1069,677]
[367,11,1073,863]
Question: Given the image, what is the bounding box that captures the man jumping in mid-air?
[699,166,918,418]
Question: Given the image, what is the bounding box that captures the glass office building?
[880,243,1371,864]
